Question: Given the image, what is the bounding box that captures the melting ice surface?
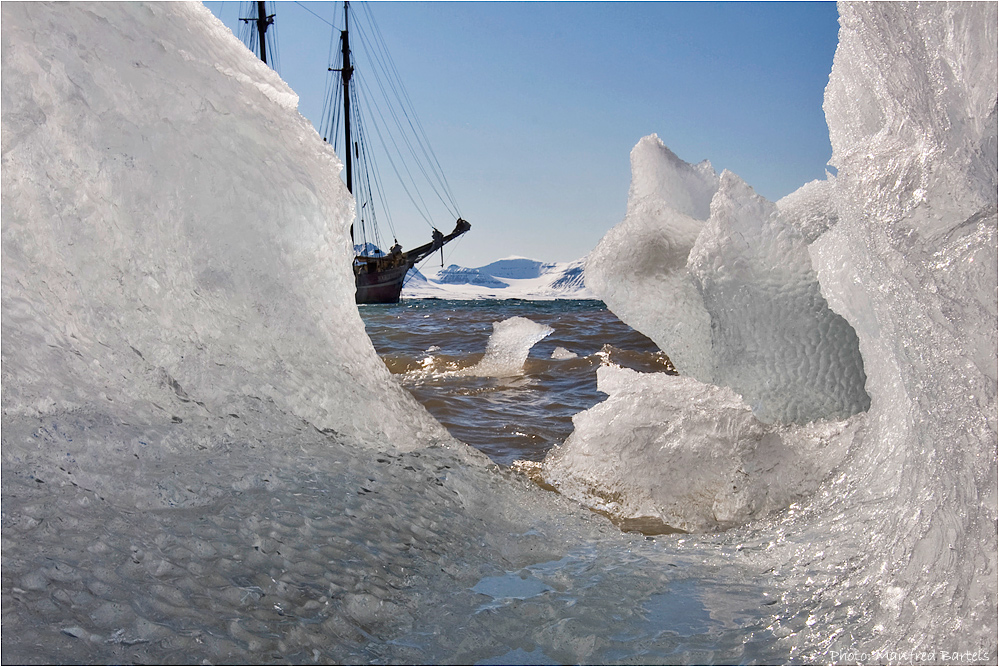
[1,3,995,666]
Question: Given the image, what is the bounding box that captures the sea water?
[358,299,673,466]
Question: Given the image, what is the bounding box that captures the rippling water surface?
[359,299,673,465]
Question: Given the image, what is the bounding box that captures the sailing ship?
[326,1,470,304]
[240,1,470,304]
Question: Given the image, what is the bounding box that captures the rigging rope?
[293,1,334,27]
[352,8,460,219]
[359,3,461,215]
[322,1,466,256]
[351,84,395,250]
[356,74,437,228]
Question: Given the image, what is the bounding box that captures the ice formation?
[0,5,627,663]
[2,0,995,662]
[7,6,770,664]
[572,0,996,652]
[463,316,554,377]
[0,2,448,453]
[542,365,861,533]
[586,136,869,424]
[803,1,998,647]
[583,137,718,380]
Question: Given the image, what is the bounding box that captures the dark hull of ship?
[354,218,471,304]
[355,261,410,304]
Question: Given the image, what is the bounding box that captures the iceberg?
[805,1,998,649]
[689,169,870,423]
[583,136,718,379]
[542,365,860,533]
[462,317,554,377]
[575,0,997,652]
[0,1,448,453]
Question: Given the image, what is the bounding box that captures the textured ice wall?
[2,6,697,663]
[573,0,997,651]
[798,0,998,648]
[1,2,449,453]
[586,137,869,424]
[689,171,869,423]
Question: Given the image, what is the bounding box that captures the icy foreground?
[1,2,995,664]
[1,4,798,665]
[573,0,996,652]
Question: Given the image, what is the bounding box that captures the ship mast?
[338,1,355,240]
[240,1,275,65]
[319,0,471,303]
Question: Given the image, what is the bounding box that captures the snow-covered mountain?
[402,256,593,299]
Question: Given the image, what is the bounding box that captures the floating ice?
[462,317,554,377]
[542,365,860,533]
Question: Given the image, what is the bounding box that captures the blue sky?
[204,1,840,268]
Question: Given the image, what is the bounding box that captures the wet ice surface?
[2,416,789,665]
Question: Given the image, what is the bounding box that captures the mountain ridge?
[401,256,593,300]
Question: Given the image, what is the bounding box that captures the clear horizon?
[203,1,840,269]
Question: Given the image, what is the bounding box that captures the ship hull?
[354,261,410,304]
[353,220,470,304]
